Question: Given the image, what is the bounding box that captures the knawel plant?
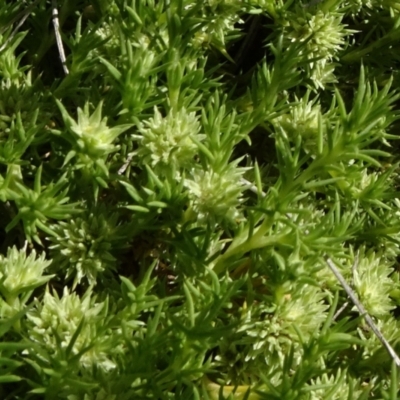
[1,0,400,399]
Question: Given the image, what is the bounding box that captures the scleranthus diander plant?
[1,0,400,399]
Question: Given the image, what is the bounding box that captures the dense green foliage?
[1,0,400,398]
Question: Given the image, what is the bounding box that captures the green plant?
[1,0,400,399]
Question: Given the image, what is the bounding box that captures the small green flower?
[93,21,120,57]
[231,282,327,378]
[27,287,121,371]
[277,283,328,335]
[288,11,349,60]
[347,168,386,199]
[285,10,353,87]
[274,91,321,153]
[353,248,398,318]
[48,206,126,287]
[184,162,248,222]
[135,106,203,171]
[0,245,53,304]
[274,284,326,339]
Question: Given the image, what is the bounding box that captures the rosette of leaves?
[54,100,132,195]
[5,165,81,244]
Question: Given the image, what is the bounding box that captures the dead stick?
[51,0,69,75]
[326,257,400,367]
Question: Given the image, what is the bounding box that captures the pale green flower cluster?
[291,11,346,56]
[286,11,352,87]
[93,22,120,57]
[48,208,124,287]
[136,107,202,171]
[277,284,328,334]
[274,91,321,153]
[184,163,248,222]
[2,0,400,397]
[26,287,120,371]
[0,245,53,308]
[353,249,398,318]
[213,281,329,388]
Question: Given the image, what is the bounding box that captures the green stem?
[213,212,278,274]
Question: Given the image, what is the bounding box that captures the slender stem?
[213,215,279,274]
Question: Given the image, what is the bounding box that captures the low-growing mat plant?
[1,0,400,398]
